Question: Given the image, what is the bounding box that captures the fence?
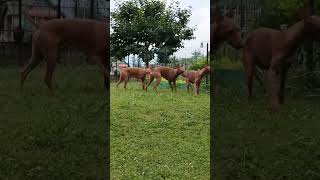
[0,0,109,66]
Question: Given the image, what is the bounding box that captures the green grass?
[110,82,210,179]
[0,65,107,179]
[213,79,320,179]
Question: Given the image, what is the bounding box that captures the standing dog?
[212,6,266,94]
[243,15,320,107]
[146,66,185,94]
[116,67,152,90]
[20,18,109,93]
[211,6,243,50]
[182,65,211,95]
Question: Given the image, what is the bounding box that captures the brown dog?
[116,67,151,90]
[182,65,211,95]
[211,6,243,49]
[20,18,109,93]
[146,66,185,94]
[212,6,268,94]
[243,15,320,107]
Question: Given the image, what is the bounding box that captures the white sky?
[110,0,210,59]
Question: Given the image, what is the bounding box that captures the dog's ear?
[304,15,314,25]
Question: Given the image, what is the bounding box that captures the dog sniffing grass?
[110,83,210,179]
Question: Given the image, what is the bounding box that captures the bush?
[189,58,208,70]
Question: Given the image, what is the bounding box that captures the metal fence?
[0,0,109,66]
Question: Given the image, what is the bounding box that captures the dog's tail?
[23,10,39,29]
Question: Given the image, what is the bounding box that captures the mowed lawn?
[110,81,210,179]
[0,65,107,179]
[213,84,320,179]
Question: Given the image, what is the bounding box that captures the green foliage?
[189,58,208,70]
[111,0,195,65]
[259,0,320,28]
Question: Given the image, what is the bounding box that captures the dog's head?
[212,6,243,49]
[202,64,211,74]
[175,65,185,75]
[145,67,152,75]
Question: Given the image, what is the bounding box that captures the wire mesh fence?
[0,0,109,66]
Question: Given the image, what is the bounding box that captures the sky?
[110,0,210,59]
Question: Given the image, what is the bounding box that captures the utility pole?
[206,42,209,85]
[127,55,130,67]
[18,0,22,66]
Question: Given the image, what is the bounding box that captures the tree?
[111,0,195,66]
[192,50,203,59]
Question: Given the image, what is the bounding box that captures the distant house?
[0,0,109,42]
[110,61,128,75]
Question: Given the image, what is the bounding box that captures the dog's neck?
[198,67,209,79]
[283,20,309,53]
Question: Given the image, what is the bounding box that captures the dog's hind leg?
[254,67,266,93]
[186,79,190,93]
[141,77,146,91]
[138,79,145,90]
[279,67,288,104]
[146,74,154,91]
[20,48,43,92]
[44,47,58,94]
[96,52,109,89]
[242,49,254,99]
[169,81,174,91]
[153,77,161,94]
[116,73,124,88]
[173,81,177,92]
[123,76,129,90]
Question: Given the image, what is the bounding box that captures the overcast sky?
[110,0,210,59]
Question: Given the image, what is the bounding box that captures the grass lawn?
[213,69,320,179]
[0,65,107,179]
[110,81,210,179]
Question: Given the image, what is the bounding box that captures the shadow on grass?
[213,84,320,179]
[0,66,108,179]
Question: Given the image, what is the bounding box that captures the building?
[110,61,128,76]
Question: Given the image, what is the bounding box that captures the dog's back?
[121,67,147,79]
[37,19,108,55]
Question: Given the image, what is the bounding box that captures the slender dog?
[146,66,185,94]
[116,67,151,90]
[212,6,266,92]
[211,6,243,50]
[20,18,109,93]
[181,65,211,95]
[243,15,320,107]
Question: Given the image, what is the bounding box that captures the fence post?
[74,0,78,17]
[205,42,209,85]
[90,0,94,19]
[57,0,61,18]
[18,0,22,66]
